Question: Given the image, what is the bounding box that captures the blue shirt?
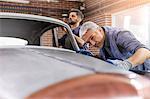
[72,26,81,36]
[99,26,150,71]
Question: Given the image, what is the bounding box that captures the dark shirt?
[99,26,150,71]
[59,26,81,49]
[72,26,81,36]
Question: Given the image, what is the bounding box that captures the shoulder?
[102,26,123,35]
[72,26,81,36]
[73,25,81,31]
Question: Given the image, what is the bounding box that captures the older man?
[79,21,150,71]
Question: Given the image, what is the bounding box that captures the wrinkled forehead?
[82,29,95,42]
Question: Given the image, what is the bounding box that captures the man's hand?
[74,34,85,47]
[128,48,150,66]
[77,49,94,56]
[107,59,132,70]
[116,60,132,70]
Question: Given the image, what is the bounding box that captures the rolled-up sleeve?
[116,31,148,53]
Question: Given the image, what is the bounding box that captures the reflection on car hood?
[0,46,132,99]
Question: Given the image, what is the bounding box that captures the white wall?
[112,4,150,47]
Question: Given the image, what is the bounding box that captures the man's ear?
[78,18,82,23]
[96,29,101,35]
[82,34,87,41]
[99,28,102,32]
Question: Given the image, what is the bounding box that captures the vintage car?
[0,12,150,99]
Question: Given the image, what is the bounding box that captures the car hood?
[0,46,132,99]
[0,46,93,99]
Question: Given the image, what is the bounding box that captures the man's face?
[82,29,104,48]
[68,12,80,25]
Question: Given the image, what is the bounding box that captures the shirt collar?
[101,27,109,48]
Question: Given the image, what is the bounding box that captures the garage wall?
[0,1,81,18]
[84,0,150,26]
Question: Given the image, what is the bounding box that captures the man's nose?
[89,40,95,46]
[69,17,72,20]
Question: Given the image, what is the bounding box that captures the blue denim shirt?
[99,26,150,71]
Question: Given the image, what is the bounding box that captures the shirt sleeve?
[58,34,67,46]
[116,31,149,53]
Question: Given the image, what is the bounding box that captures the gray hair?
[79,21,100,37]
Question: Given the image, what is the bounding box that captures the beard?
[68,18,77,25]
[95,41,104,48]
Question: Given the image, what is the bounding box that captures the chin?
[94,45,100,48]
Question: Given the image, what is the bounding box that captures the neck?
[100,27,106,48]
[70,22,80,30]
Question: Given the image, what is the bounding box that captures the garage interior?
[0,0,150,54]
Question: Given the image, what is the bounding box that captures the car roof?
[0,12,65,44]
[0,12,68,26]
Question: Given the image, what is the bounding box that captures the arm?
[128,48,150,67]
[115,31,150,70]
[73,34,85,47]
[111,48,150,70]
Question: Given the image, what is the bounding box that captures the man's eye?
[71,15,75,17]
[91,36,94,40]
[86,41,90,44]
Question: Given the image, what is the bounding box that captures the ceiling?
[30,0,84,2]
[65,0,84,1]
[0,0,85,4]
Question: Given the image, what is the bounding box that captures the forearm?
[128,48,150,67]
[74,34,85,47]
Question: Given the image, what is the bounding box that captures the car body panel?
[27,74,140,99]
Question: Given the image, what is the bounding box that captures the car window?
[40,26,75,50]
